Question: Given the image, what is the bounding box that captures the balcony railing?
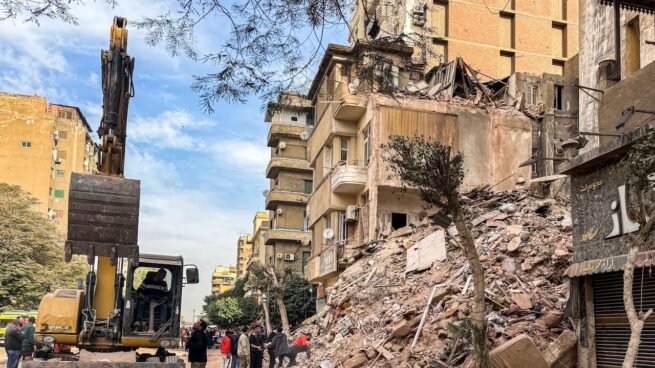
[330,161,367,193]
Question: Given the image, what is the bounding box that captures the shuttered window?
[593,270,655,367]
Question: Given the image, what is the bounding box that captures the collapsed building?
[301,41,579,308]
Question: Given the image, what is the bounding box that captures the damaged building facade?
[561,1,655,366]
[349,0,579,76]
[302,42,535,301]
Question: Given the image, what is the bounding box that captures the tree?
[270,273,315,328]
[246,264,274,334]
[0,0,434,110]
[621,130,655,368]
[382,136,488,367]
[203,277,261,329]
[0,183,87,311]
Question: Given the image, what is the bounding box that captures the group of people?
[181,325,223,349]
[3,316,36,368]
[184,321,310,368]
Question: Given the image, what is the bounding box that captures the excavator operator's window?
[132,267,172,291]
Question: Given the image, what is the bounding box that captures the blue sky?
[0,1,346,318]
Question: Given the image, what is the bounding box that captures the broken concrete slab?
[405,229,447,274]
[536,310,563,328]
[511,293,533,309]
[507,236,521,252]
[542,330,577,368]
[392,315,422,337]
[488,334,550,368]
[391,226,414,239]
[343,352,368,368]
[472,210,502,227]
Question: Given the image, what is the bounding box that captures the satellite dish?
[301,237,311,246]
[300,131,310,141]
[278,141,287,150]
[262,190,269,197]
[323,228,335,240]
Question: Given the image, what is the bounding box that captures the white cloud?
[129,110,215,150]
[125,150,253,318]
[212,140,270,175]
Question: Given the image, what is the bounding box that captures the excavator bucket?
[65,173,140,265]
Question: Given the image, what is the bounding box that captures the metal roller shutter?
[593,270,655,367]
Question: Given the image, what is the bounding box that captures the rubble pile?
[298,188,574,368]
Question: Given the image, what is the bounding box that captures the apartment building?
[236,211,269,278]
[303,42,533,292]
[350,0,578,77]
[0,93,99,234]
[560,1,655,366]
[578,0,655,152]
[211,265,238,295]
[262,93,314,274]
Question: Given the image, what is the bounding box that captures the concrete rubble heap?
[297,188,576,368]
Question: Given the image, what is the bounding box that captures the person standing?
[237,326,250,368]
[230,329,241,368]
[249,326,264,368]
[21,316,36,360]
[265,327,278,368]
[181,327,188,348]
[4,319,23,368]
[186,320,209,368]
[220,328,232,368]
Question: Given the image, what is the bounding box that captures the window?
[340,137,349,162]
[303,180,313,194]
[337,211,348,244]
[54,189,65,199]
[499,13,515,49]
[302,251,311,274]
[57,150,67,160]
[20,141,32,148]
[363,126,370,166]
[131,267,172,291]
[58,110,73,120]
[499,51,515,77]
[525,84,538,106]
[626,17,641,75]
[551,24,566,58]
[391,213,408,230]
[55,170,65,178]
[291,116,298,122]
[58,130,68,139]
[553,85,563,110]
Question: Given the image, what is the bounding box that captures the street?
[0,349,225,367]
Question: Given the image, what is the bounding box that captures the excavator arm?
[98,16,135,176]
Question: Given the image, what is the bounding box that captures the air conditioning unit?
[278,141,287,150]
[346,205,358,221]
[284,254,295,261]
[276,253,284,259]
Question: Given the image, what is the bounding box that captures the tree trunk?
[453,209,488,368]
[262,294,272,334]
[623,215,655,368]
[266,267,290,334]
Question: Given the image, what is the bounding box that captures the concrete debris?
[405,229,447,274]
[542,330,577,368]
[487,334,550,368]
[294,188,573,367]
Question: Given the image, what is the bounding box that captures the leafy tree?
[382,136,488,367]
[0,183,86,311]
[203,275,261,329]
[270,273,315,328]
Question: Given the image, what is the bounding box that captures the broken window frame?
[337,211,348,245]
[525,84,539,106]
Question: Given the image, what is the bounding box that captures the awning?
[600,0,655,14]
[565,250,655,277]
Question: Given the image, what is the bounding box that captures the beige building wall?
[0,93,98,235]
[211,265,238,295]
[236,235,254,278]
[350,0,578,78]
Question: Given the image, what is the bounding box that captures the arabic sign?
[319,245,337,278]
[566,250,655,277]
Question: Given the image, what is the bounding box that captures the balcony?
[267,123,306,147]
[333,84,367,122]
[265,190,310,210]
[331,162,367,193]
[264,228,312,245]
[266,157,311,179]
[307,104,359,164]
[304,245,338,283]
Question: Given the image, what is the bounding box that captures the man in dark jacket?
[21,316,36,360]
[265,327,278,368]
[271,331,288,367]
[229,328,241,368]
[249,326,264,368]
[186,320,209,368]
[4,319,23,368]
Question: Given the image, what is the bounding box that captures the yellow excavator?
[31,17,199,365]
